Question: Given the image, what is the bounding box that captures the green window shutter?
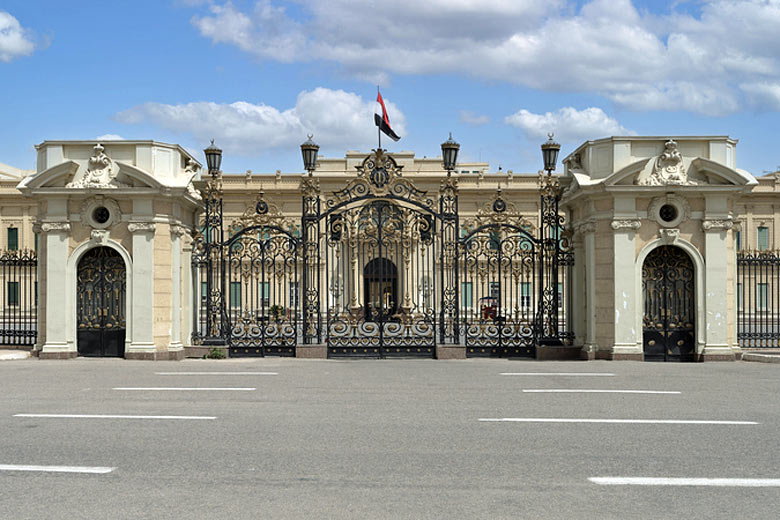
[7,281,19,306]
[758,227,769,251]
[230,282,241,308]
[757,283,768,310]
[461,282,472,309]
[735,230,741,251]
[7,228,18,251]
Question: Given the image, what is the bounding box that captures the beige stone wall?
[153,222,172,350]
[594,219,615,351]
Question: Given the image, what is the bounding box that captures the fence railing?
[737,250,780,348]
[0,249,37,347]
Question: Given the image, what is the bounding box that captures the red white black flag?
[375,90,401,142]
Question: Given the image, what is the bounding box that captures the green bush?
[205,347,226,359]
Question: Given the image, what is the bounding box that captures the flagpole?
[377,86,381,151]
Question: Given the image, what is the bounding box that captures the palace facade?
[0,135,776,361]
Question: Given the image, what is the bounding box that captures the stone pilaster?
[39,222,76,359]
[611,218,643,360]
[127,222,156,355]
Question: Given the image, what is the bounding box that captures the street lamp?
[541,133,560,173]
[300,135,319,175]
[204,139,222,176]
[441,132,460,176]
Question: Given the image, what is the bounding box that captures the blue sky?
[1,0,779,175]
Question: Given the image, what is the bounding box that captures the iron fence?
[0,249,37,346]
[737,250,780,347]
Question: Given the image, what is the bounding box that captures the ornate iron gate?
[0,249,37,346]
[76,247,126,357]
[642,245,695,362]
[192,148,572,358]
[737,250,780,347]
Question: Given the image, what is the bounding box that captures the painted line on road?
[500,372,615,376]
[0,464,115,474]
[155,372,277,376]
[522,389,680,394]
[589,477,780,487]
[14,414,216,420]
[113,387,256,391]
[479,418,758,425]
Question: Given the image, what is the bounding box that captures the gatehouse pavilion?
[0,135,777,361]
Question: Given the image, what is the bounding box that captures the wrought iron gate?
[76,246,126,357]
[192,148,573,358]
[642,245,695,362]
[0,249,37,347]
[737,250,780,347]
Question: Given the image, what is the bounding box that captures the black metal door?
[642,245,695,362]
[77,247,126,357]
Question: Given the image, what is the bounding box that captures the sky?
[1,0,780,176]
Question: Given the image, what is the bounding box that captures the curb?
[0,350,31,361]
[742,353,780,364]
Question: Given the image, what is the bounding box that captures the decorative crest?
[637,139,697,186]
[67,143,124,189]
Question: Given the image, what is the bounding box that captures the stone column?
[169,224,184,357]
[39,222,74,359]
[611,218,642,360]
[702,218,736,360]
[181,229,194,350]
[579,220,598,358]
[127,222,156,356]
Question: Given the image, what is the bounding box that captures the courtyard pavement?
[0,357,779,519]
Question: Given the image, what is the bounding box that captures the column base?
[699,346,736,362]
[39,343,77,359]
[436,344,466,360]
[296,344,327,359]
[125,350,185,361]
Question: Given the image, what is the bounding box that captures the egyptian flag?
[375,91,401,142]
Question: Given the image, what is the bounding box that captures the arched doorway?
[363,257,398,322]
[77,247,127,357]
[642,245,695,362]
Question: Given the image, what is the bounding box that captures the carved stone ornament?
[67,143,126,189]
[575,219,597,235]
[636,139,696,186]
[127,222,156,233]
[170,224,186,238]
[80,196,121,230]
[702,219,734,231]
[611,219,641,231]
[90,229,109,244]
[41,222,71,233]
[184,158,200,176]
[659,228,680,244]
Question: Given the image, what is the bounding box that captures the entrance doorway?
[76,247,127,357]
[363,257,398,322]
[642,245,695,362]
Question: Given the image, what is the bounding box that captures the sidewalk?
[0,350,31,361]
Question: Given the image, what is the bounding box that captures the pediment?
[602,156,755,188]
[18,159,163,191]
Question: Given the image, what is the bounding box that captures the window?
[289,282,299,309]
[230,282,241,309]
[757,283,768,311]
[558,282,564,309]
[735,230,741,251]
[461,282,473,311]
[758,226,769,251]
[489,230,500,250]
[258,281,270,306]
[520,282,532,308]
[7,228,18,251]
[6,281,19,306]
[489,281,500,300]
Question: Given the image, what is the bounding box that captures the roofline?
[34,140,201,166]
[564,135,739,163]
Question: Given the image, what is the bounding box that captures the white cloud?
[96,134,125,141]
[187,0,780,115]
[505,107,635,143]
[0,11,35,63]
[459,111,489,126]
[115,87,406,156]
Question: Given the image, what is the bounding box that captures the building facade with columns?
[0,135,775,361]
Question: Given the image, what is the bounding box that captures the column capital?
[40,222,71,233]
[127,222,156,234]
[611,218,641,231]
[702,218,734,231]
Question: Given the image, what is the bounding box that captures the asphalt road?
[1,358,779,519]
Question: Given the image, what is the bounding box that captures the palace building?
[0,135,776,361]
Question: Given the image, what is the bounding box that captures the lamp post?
[538,133,563,346]
[201,140,226,347]
[441,133,460,176]
[300,135,319,176]
[204,139,223,177]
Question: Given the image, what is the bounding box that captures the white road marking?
[522,389,680,394]
[14,414,216,420]
[479,418,758,425]
[0,464,115,474]
[113,387,256,391]
[155,372,277,376]
[500,372,615,376]
[589,477,780,487]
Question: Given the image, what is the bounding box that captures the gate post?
[537,166,564,346]
[438,175,460,348]
[199,167,227,348]
[301,175,322,346]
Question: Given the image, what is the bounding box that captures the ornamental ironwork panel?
[737,250,780,347]
[642,245,695,362]
[76,246,126,357]
[191,148,574,359]
[0,249,37,346]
